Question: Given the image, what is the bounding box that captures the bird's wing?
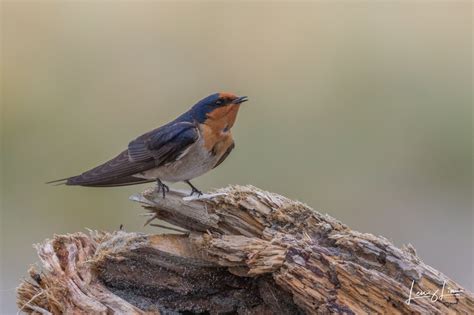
[65,150,156,186]
[63,121,199,186]
[213,142,235,169]
[128,121,199,166]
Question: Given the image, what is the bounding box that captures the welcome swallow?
[48,92,248,197]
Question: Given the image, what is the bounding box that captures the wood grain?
[17,185,473,314]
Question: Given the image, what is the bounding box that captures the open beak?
[232,96,248,104]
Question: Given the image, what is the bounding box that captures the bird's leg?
[156,179,169,198]
[185,180,203,196]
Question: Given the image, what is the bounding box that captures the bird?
[47,92,248,197]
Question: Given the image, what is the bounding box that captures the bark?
[17,185,473,314]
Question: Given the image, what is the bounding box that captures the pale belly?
[133,137,220,183]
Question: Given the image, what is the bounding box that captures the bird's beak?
[232,96,248,104]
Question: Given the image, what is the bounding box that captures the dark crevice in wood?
[16,185,473,314]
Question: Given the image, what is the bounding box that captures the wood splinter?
[17,185,474,314]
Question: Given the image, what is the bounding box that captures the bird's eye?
[215,99,223,106]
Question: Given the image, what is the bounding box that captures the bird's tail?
[46,150,156,187]
[45,178,70,186]
[46,175,155,187]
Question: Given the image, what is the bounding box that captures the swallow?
[48,92,248,197]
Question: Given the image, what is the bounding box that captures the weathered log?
[17,185,473,314]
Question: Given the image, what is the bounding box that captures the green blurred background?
[1,1,472,313]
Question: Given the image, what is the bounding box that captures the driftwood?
[17,185,473,314]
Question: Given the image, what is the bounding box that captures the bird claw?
[185,180,202,197]
[189,187,203,197]
[156,179,169,198]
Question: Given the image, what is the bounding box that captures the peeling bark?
[17,185,473,314]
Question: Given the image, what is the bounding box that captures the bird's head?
[190,92,248,126]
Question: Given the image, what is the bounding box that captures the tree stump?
[17,185,473,314]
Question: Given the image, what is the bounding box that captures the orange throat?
[201,104,240,150]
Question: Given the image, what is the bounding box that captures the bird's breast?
[134,130,233,183]
[200,122,233,151]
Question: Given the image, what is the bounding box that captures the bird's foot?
[156,179,170,198]
[190,187,203,197]
[185,180,203,197]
